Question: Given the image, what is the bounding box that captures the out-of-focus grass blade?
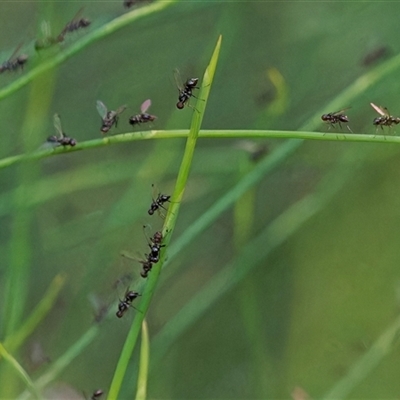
[0,342,42,400]
[3,274,67,353]
[17,326,99,400]
[322,314,400,399]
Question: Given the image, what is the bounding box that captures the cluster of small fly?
[0,2,148,56]
[41,72,199,150]
[34,7,91,50]
[321,103,400,134]
[96,75,199,135]
[131,185,171,280]
[0,3,202,149]
[116,185,171,319]
[33,2,151,51]
[96,99,155,135]
[0,6,195,325]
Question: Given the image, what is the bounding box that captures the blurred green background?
[1,1,400,399]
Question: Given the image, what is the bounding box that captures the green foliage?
[1,2,400,400]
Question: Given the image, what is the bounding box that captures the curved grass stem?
[0,129,398,171]
[322,314,400,399]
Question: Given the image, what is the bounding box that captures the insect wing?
[53,114,64,138]
[173,68,184,90]
[370,102,389,116]
[140,99,151,114]
[61,7,84,34]
[115,105,127,116]
[151,183,159,201]
[40,136,60,150]
[332,107,351,116]
[70,7,85,24]
[142,223,152,244]
[120,250,137,261]
[96,100,108,119]
[7,44,23,61]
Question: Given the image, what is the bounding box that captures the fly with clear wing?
[174,69,200,110]
[370,102,400,131]
[46,114,77,148]
[129,99,157,126]
[321,108,353,132]
[0,44,28,73]
[96,100,127,134]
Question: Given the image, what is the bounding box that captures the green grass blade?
[163,35,222,237]
[0,342,42,400]
[3,274,67,353]
[233,158,270,398]
[322,314,400,399]
[0,0,178,102]
[17,325,99,400]
[106,35,222,400]
[135,320,150,400]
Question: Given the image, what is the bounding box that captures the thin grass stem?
[135,320,150,400]
[106,35,222,400]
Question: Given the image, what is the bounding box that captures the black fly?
[143,226,165,264]
[129,99,157,126]
[46,114,77,148]
[370,102,400,132]
[148,184,171,216]
[57,8,90,42]
[116,289,141,318]
[174,69,200,110]
[120,251,153,279]
[96,100,126,134]
[321,108,352,132]
[0,45,28,73]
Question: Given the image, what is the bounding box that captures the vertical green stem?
[135,320,150,400]
[106,35,222,400]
